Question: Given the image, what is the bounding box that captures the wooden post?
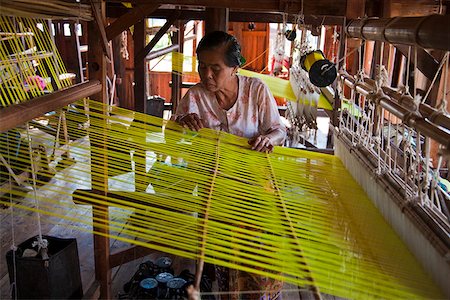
[171,20,184,113]
[112,27,126,107]
[205,7,229,33]
[88,0,110,298]
[391,48,403,88]
[134,19,146,113]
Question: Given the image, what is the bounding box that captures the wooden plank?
[133,20,146,113]
[82,280,100,300]
[171,20,184,112]
[109,245,154,268]
[0,81,101,133]
[129,0,347,16]
[391,48,403,88]
[106,3,159,41]
[90,0,111,60]
[72,190,193,212]
[394,45,439,82]
[107,7,345,25]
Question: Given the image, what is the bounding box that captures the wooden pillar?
[134,19,146,113]
[391,49,403,88]
[88,0,110,298]
[370,41,382,79]
[111,26,126,108]
[205,7,229,33]
[171,20,184,113]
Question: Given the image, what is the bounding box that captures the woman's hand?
[176,113,205,131]
[248,135,274,153]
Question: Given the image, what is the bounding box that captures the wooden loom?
[1,2,450,300]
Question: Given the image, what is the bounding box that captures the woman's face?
[197,46,237,92]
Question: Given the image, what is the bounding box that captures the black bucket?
[146,96,166,118]
[6,235,83,299]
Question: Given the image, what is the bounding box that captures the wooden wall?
[229,22,270,72]
[148,71,200,102]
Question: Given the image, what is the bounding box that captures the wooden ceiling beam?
[108,0,346,16]
[106,6,344,25]
[105,2,159,41]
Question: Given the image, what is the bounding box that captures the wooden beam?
[230,12,344,25]
[72,190,197,214]
[127,0,347,16]
[391,48,403,88]
[346,15,450,51]
[134,19,146,113]
[105,3,159,41]
[0,81,100,133]
[135,11,181,63]
[109,246,154,268]
[394,45,439,82]
[90,0,111,59]
[146,44,179,60]
[205,7,228,33]
[81,281,100,300]
[107,6,345,25]
[171,20,184,113]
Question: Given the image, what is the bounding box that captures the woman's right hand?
[176,113,205,131]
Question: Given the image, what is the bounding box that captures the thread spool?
[139,278,158,298]
[300,50,337,87]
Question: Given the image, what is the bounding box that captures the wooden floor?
[0,131,342,300]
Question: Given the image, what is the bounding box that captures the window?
[63,23,71,36]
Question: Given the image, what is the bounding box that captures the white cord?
[405,46,411,94]
[25,123,44,246]
[6,131,18,300]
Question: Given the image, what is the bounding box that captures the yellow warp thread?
[0,16,331,110]
[0,100,443,299]
[171,52,333,110]
[0,16,72,107]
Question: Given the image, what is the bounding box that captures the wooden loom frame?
[1,1,450,299]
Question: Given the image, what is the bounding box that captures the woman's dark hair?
[196,31,242,67]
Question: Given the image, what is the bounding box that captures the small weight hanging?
[300,50,337,87]
[285,29,296,41]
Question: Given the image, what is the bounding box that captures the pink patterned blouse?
[174,75,285,139]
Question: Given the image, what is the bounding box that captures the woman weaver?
[174,31,285,299]
[174,30,286,153]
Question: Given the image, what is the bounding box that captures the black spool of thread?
[156,272,174,298]
[167,277,187,299]
[285,29,297,41]
[300,50,337,87]
[139,278,158,298]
